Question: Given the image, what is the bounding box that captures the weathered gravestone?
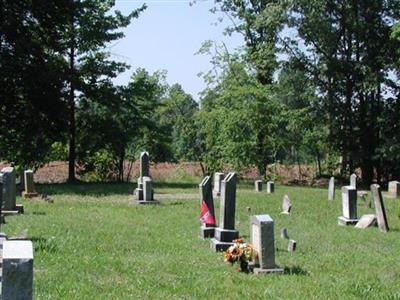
[199,176,216,238]
[338,186,358,225]
[371,184,389,233]
[388,181,400,199]
[2,240,34,300]
[350,173,357,189]
[133,152,158,204]
[280,228,289,239]
[213,172,225,197]
[355,214,377,229]
[19,168,26,191]
[1,167,23,214]
[22,170,38,198]
[281,195,291,214]
[255,180,262,192]
[266,181,275,194]
[250,215,284,274]
[287,240,297,252]
[210,172,239,251]
[328,177,335,201]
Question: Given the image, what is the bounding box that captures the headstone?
[355,214,377,229]
[19,168,26,191]
[281,195,291,214]
[140,151,150,178]
[2,240,34,300]
[255,180,262,192]
[280,228,289,239]
[250,215,283,274]
[199,176,216,238]
[328,177,335,200]
[213,172,225,196]
[1,167,16,210]
[388,181,400,198]
[133,152,158,204]
[22,170,38,198]
[287,239,297,252]
[266,181,275,193]
[338,186,358,225]
[210,172,239,251]
[371,184,389,232]
[350,173,357,189]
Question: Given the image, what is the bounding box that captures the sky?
[110,0,243,100]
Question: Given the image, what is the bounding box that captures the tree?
[63,0,145,182]
[0,0,70,168]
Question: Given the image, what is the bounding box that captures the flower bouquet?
[223,238,254,272]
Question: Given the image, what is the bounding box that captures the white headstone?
[2,240,34,300]
[281,195,291,214]
[350,173,357,189]
[355,214,377,229]
[255,180,262,192]
[328,177,335,200]
[388,181,400,198]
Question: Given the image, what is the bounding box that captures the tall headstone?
[199,176,216,238]
[255,180,262,192]
[1,167,16,210]
[140,151,150,178]
[371,184,389,233]
[281,195,292,214]
[338,186,358,225]
[22,170,38,198]
[250,215,283,274]
[210,172,239,251]
[213,172,225,196]
[133,152,158,204]
[388,181,400,199]
[350,173,357,189]
[266,181,275,193]
[2,240,34,300]
[328,177,335,200]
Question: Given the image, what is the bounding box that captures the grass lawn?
[3,181,400,299]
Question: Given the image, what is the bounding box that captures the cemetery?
[0,162,398,298]
[2,0,400,299]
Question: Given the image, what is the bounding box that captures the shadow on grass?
[283,266,309,276]
[37,181,196,197]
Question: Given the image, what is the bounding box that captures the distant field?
[4,182,400,299]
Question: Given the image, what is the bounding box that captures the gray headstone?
[266,181,274,193]
[213,172,225,196]
[1,167,16,210]
[338,186,358,225]
[355,214,377,229]
[2,240,33,300]
[143,176,153,201]
[219,172,237,230]
[24,170,37,194]
[199,176,216,238]
[280,228,289,239]
[211,172,239,251]
[140,151,150,178]
[281,195,291,214]
[328,177,335,200]
[350,173,357,189]
[287,239,297,252]
[250,215,283,274]
[19,168,26,191]
[371,184,389,233]
[388,181,400,198]
[255,180,262,192]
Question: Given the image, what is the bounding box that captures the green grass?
[4,182,400,299]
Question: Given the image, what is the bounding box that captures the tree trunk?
[316,150,322,177]
[118,148,125,182]
[67,43,76,182]
[67,11,76,183]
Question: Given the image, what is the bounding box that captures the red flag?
[199,200,216,225]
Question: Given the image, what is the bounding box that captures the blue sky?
[110,0,243,100]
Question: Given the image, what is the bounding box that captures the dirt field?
[0,161,324,186]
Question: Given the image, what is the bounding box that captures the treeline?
[1,1,400,186]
